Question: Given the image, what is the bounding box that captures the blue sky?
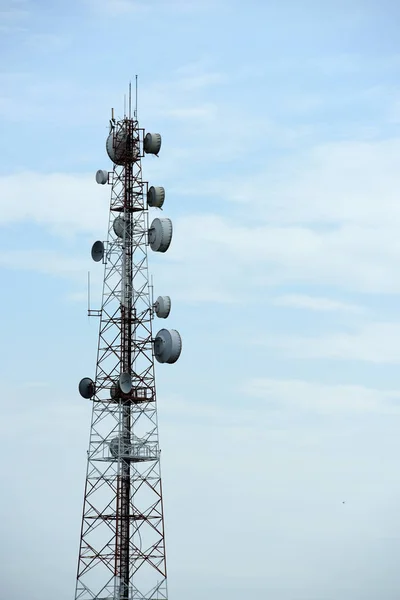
[2,0,400,599]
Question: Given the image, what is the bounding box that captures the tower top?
[119,77,138,120]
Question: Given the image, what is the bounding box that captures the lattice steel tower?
[75,84,182,600]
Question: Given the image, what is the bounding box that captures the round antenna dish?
[154,329,182,364]
[149,218,173,253]
[106,129,137,165]
[79,377,95,399]
[110,382,120,400]
[119,372,132,394]
[109,437,119,458]
[155,296,171,319]
[91,241,104,262]
[144,132,162,155]
[148,186,165,209]
[113,216,130,238]
[110,436,130,458]
[96,170,108,185]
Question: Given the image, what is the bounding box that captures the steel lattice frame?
[75,115,168,600]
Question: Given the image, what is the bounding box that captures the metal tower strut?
[75,89,182,600]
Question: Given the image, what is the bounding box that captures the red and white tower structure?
[75,84,182,600]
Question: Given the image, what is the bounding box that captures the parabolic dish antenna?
[106,129,137,165]
[148,186,165,209]
[119,372,132,394]
[154,329,182,364]
[109,436,124,458]
[149,218,173,253]
[95,169,108,185]
[91,241,104,262]
[110,382,119,400]
[155,295,171,319]
[79,377,95,399]
[144,132,162,155]
[113,216,130,238]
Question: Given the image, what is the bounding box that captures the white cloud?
[163,103,217,121]
[0,171,108,233]
[85,0,217,15]
[264,322,400,364]
[245,378,400,414]
[3,169,400,302]
[273,294,364,313]
[0,0,28,31]
[200,137,400,225]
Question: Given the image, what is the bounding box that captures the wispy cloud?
[0,0,29,32]
[245,378,400,414]
[262,322,400,364]
[85,0,217,16]
[273,294,365,313]
[163,103,217,121]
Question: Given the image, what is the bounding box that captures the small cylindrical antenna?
[111,107,114,121]
[129,81,131,119]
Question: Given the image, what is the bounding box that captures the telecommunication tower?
[75,82,182,600]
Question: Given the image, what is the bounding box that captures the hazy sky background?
[2,0,400,598]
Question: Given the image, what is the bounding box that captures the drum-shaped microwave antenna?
[79,377,95,399]
[119,372,132,394]
[148,186,165,209]
[95,170,108,185]
[154,329,182,364]
[91,241,104,262]
[149,218,173,253]
[106,129,137,165]
[144,133,162,155]
[155,295,171,319]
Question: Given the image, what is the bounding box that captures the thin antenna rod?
[135,75,138,118]
[87,271,91,318]
[129,81,131,119]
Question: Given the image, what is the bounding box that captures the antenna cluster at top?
[78,92,182,401]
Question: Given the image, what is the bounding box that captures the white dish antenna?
[154,328,182,364]
[119,372,132,394]
[148,186,165,209]
[109,436,120,458]
[91,241,104,262]
[113,216,130,238]
[144,132,162,155]
[106,129,137,165]
[110,382,119,400]
[155,295,171,319]
[149,218,173,253]
[95,169,108,185]
[79,377,95,399]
